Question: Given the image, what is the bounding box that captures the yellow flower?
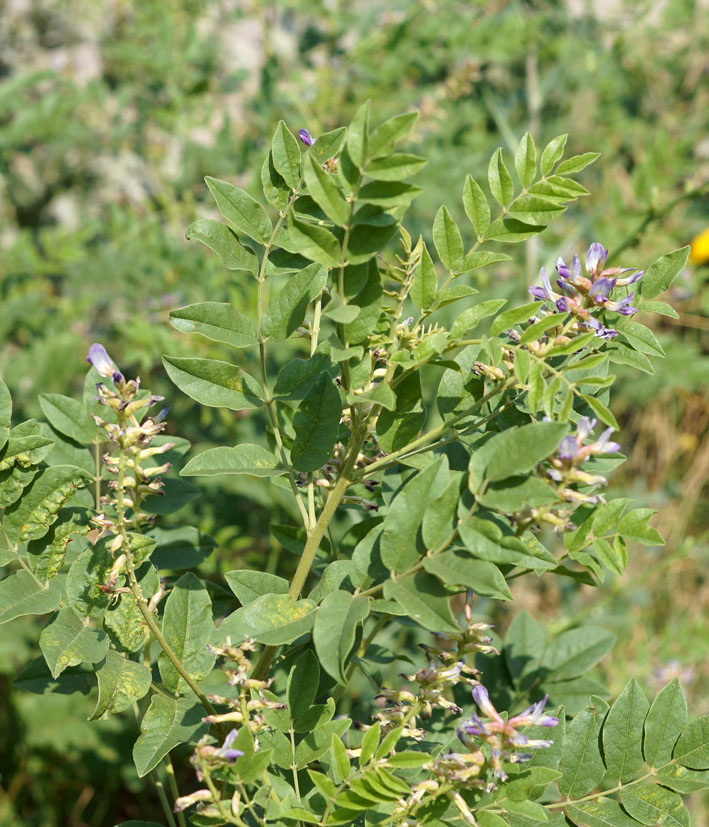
[689,228,709,264]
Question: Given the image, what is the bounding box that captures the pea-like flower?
[527,242,643,343]
[298,128,314,146]
[214,729,244,762]
[456,685,558,781]
[86,343,124,384]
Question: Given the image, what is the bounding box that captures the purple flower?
[529,266,559,303]
[586,316,618,340]
[576,417,596,441]
[585,243,608,276]
[87,343,124,384]
[299,128,314,147]
[556,254,581,284]
[509,695,559,729]
[590,427,621,455]
[615,268,644,287]
[214,729,244,762]
[558,435,579,461]
[589,277,617,302]
[607,292,638,316]
[472,684,502,722]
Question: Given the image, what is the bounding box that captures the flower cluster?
[86,345,173,590]
[548,416,620,491]
[202,637,285,732]
[174,729,244,818]
[529,242,643,340]
[456,685,558,782]
[509,417,621,532]
[177,638,281,820]
[374,596,496,738]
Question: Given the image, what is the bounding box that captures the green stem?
[256,180,310,529]
[154,781,178,827]
[252,430,365,680]
[93,436,102,510]
[115,429,217,717]
[163,755,186,827]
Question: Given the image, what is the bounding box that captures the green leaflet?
[541,627,617,682]
[621,783,689,827]
[310,127,346,164]
[287,214,341,266]
[105,565,159,653]
[346,100,371,167]
[217,593,317,645]
[158,572,216,694]
[262,262,328,340]
[365,153,427,181]
[368,111,417,158]
[39,607,109,678]
[313,590,370,684]
[2,465,90,545]
[602,678,650,782]
[132,695,208,777]
[410,240,437,310]
[38,394,97,444]
[490,301,544,336]
[566,799,639,827]
[90,649,151,719]
[514,132,537,188]
[640,246,690,300]
[482,421,568,481]
[343,258,382,343]
[262,151,290,210]
[644,678,687,768]
[65,539,116,617]
[558,696,610,798]
[295,719,351,769]
[185,218,259,274]
[0,569,61,624]
[383,573,459,634]
[380,458,446,572]
[274,351,337,400]
[204,175,272,243]
[27,507,89,583]
[290,373,342,472]
[450,299,506,340]
[463,174,490,238]
[303,152,349,226]
[225,570,289,605]
[555,152,600,175]
[540,134,568,176]
[376,371,425,453]
[433,205,463,271]
[180,443,284,477]
[271,120,301,189]
[287,649,320,721]
[488,147,514,206]
[673,715,709,770]
[423,551,512,601]
[162,356,264,410]
[169,302,259,348]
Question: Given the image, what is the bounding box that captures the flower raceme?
[456,685,559,782]
[529,242,643,340]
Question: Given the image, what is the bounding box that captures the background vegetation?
[0,0,707,824]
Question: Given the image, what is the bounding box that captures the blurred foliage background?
[0,0,707,824]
